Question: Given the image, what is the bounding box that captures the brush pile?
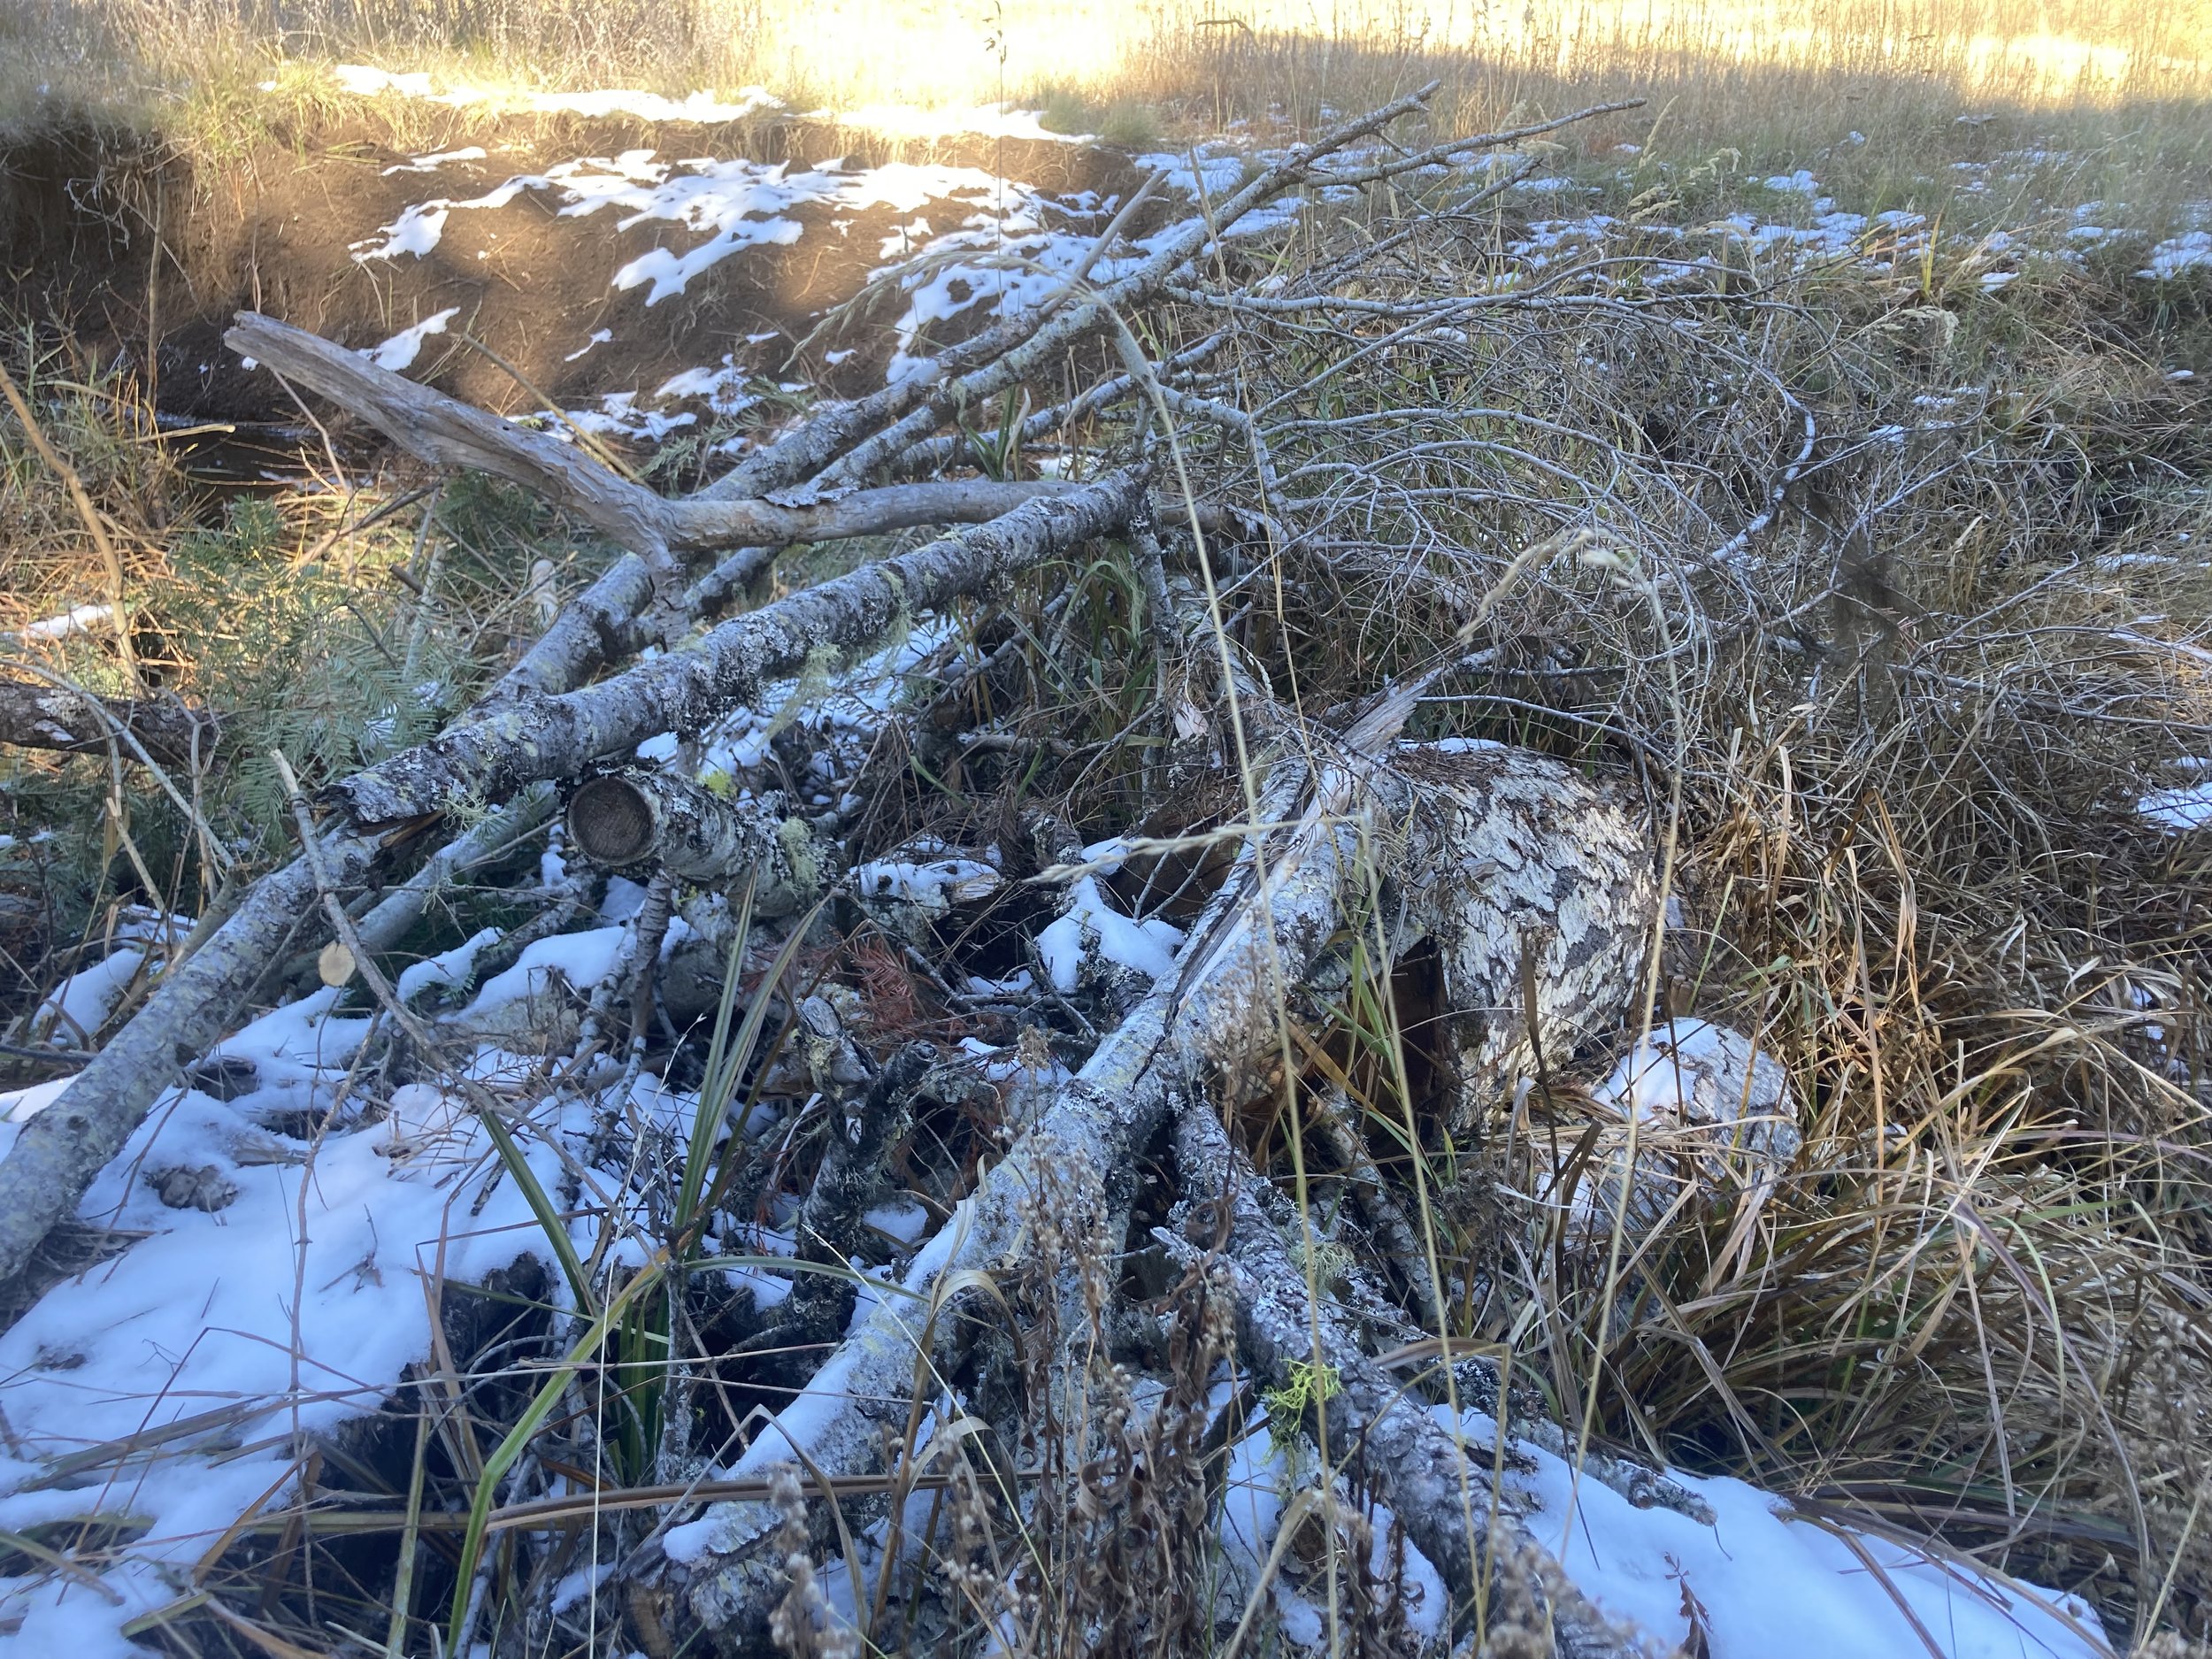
[2,85,2208,1659]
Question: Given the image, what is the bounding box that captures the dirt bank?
[2,111,1154,444]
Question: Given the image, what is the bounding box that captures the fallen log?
[565,769,834,914]
[0,833,379,1287]
[0,678,219,769]
[0,469,1147,1291]
[228,314,1126,568]
[326,468,1148,826]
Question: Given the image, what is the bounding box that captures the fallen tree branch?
[0,678,219,768]
[224,315,1118,565]
[0,472,1141,1295]
[326,468,1149,826]
[566,769,833,914]
[1169,1104,1643,1659]
[706,88,1449,502]
[662,731,1657,1643]
[0,833,378,1287]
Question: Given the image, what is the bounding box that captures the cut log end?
[567,775,659,867]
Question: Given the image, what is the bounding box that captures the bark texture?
[1392,741,1660,1130]
[566,770,833,914]
[662,739,1658,1647]
[665,761,1317,1641]
[0,833,375,1286]
[1170,1105,1643,1659]
[0,679,219,768]
[227,314,1111,564]
[327,469,1148,826]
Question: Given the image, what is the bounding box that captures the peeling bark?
[664,759,1315,1642]
[1391,742,1660,1132]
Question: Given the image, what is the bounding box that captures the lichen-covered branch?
[0,833,376,1287]
[566,769,833,914]
[326,468,1148,826]
[662,733,1658,1645]
[1170,1105,1642,1659]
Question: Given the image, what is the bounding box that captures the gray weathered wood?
[664,739,1655,1645]
[0,833,374,1287]
[1171,1105,1641,1659]
[225,315,1112,566]
[566,770,832,915]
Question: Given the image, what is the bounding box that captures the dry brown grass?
[1153,204,2212,1641]
[4,0,2209,236]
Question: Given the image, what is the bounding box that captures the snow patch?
[365,306,460,372]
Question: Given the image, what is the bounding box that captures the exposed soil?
[2,113,1156,445]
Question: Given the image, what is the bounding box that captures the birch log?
[0,832,378,1286]
[326,469,1148,826]
[706,88,1445,502]
[664,759,1317,1643]
[565,770,833,914]
[0,476,1144,1290]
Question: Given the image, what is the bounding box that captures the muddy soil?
[2,113,1155,449]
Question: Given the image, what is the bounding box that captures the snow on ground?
[2142,230,2212,280]
[0,867,2119,1657]
[1494,1411,2109,1657]
[331,89,2208,449]
[364,304,458,372]
[2139,766,2212,831]
[25,946,145,1046]
[345,143,1171,435]
[1202,1398,2105,1655]
[0,962,586,1655]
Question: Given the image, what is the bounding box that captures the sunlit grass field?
[10,1,2210,153]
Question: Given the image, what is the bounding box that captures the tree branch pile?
[3,80,2174,1659]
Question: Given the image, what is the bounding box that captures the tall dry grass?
[9,0,2211,188]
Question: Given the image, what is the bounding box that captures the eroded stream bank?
[3,108,1156,445]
